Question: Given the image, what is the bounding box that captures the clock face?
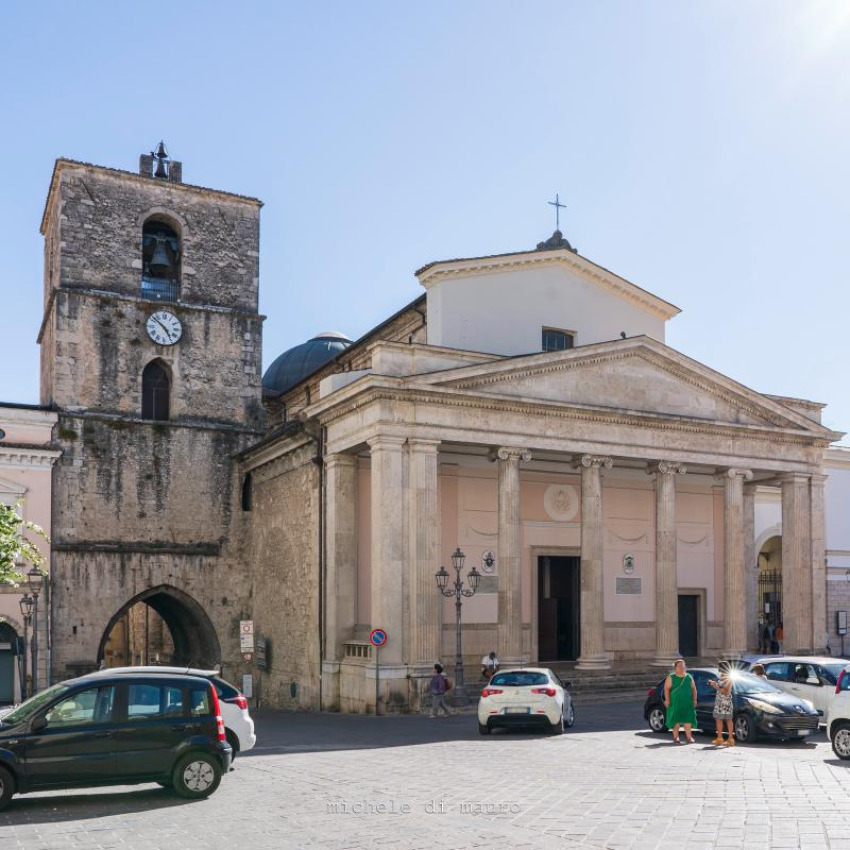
[146,310,182,346]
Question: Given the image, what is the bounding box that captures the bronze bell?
[153,141,169,178]
[148,239,173,278]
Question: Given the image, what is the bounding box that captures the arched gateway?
[98,585,221,669]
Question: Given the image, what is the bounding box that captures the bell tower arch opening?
[98,585,221,669]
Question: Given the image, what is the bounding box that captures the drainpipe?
[313,425,327,711]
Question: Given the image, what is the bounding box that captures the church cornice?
[0,446,62,469]
[302,378,835,449]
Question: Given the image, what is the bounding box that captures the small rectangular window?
[542,329,574,352]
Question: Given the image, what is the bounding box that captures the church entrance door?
[538,556,581,662]
[678,595,699,658]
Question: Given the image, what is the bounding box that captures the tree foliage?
[0,501,49,586]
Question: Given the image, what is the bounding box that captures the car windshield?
[489,672,550,687]
[730,672,780,695]
[1,683,72,726]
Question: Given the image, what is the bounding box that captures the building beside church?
[25,146,847,712]
[0,403,58,704]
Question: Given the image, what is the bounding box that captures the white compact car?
[826,664,850,759]
[759,656,847,720]
[89,666,256,756]
[477,667,574,735]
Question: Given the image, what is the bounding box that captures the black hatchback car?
[0,671,232,810]
[644,667,819,742]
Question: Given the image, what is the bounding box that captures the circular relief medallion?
[543,484,579,522]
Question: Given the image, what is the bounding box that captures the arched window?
[141,217,181,301]
[141,361,170,421]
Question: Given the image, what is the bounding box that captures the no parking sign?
[369,628,388,648]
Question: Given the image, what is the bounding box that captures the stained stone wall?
[245,436,321,710]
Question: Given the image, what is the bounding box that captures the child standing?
[709,661,735,747]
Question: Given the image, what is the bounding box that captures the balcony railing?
[141,277,180,302]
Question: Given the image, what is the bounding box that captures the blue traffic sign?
[369,628,388,647]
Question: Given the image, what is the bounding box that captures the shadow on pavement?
[0,785,198,824]
[241,700,645,756]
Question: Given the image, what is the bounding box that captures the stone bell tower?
[38,144,265,681]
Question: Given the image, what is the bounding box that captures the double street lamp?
[435,548,481,706]
[17,566,43,699]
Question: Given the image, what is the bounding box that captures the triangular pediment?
[412,337,835,436]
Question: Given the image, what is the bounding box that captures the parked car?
[644,667,819,742]
[477,667,574,735]
[825,664,850,759]
[88,666,255,756]
[757,657,846,720]
[0,671,232,811]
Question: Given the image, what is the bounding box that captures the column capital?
[407,438,441,453]
[646,460,687,476]
[573,454,613,470]
[367,435,407,451]
[778,471,810,485]
[491,446,532,463]
[715,467,753,483]
[323,452,358,471]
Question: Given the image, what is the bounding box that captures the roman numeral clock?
[146,310,183,346]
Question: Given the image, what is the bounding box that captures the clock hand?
[154,317,172,336]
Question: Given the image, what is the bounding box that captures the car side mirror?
[563,680,572,689]
[31,715,47,733]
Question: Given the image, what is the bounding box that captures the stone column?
[647,461,687,666]
[323,453,358,708]
[781,473,813,654]
[575,454,613,670]
[408,439,441,666]
[368,436,406,668]
[743,482,758,651]
[496,446,531,663]
[719,468,753,659]
[810,473,828,654]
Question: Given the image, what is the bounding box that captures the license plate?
[505,707,530,714]
[798,729,810,737]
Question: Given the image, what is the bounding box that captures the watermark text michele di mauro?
[325,798,522,815]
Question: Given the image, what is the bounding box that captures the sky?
[1,1,848,441]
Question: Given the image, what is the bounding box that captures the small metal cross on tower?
[548,193,566,230]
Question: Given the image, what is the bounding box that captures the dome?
[262,332,352,395]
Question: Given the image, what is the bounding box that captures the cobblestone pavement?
[2,701,850,850]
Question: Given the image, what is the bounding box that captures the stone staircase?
[548,662,665,704]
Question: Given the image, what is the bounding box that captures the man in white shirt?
[481,651,500,681]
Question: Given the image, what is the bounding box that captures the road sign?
[369,628,388,648]
[240,620,255,651]
[240,620,254,634]
[242,652,253,663]
[242,674,253,699]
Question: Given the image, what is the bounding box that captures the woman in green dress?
[664,658,698,744]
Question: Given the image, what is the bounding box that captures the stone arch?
[97,584,221,668]
[755,523,782,560]
[141,211,182,302]
[0,614,22,635]
[141,358,172,421]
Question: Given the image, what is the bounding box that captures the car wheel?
[564,703,576,728]
[226,730,240,759]
[832,723,850,760]
[549,711,565,735]
[648,706,667,733]
[734,712,758,744]
[0,765,15,812]
[171,752,222,799]
[478,722,492,736]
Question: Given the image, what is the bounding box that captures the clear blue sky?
[2,1,848,440]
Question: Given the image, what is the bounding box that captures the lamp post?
[27,567,42,694]
[18,593,34,700]
[435,548,481,706]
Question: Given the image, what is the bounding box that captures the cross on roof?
[548,193,566,230]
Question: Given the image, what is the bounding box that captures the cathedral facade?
[34,149,844,712]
